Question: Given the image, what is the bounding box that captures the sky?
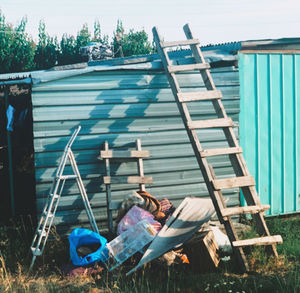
[1,0,300,45]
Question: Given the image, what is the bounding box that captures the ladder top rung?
[200,147,242,157]
[212,176,255,190]
[220,204,270,217]
[232,235,283,247]
[178,90,222,103]
[100,150,149,159]
[168,63,210,73]
[103,176,153,185]
[160,39,200,48]
[188,118,234,130]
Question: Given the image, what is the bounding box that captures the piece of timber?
[232,235,283,247]
[178,90,222,102]
[160,39,200,48]
[220,205,270,217]
[168,63,210,73]
[100,150,149,159]
[200,147,243,157]
[103,176,153,184]
[188,118,234,130]
[212,176,255,190]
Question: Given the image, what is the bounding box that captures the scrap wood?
[127,196,216,275]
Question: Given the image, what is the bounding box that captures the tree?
[112,20,153,57]
[34,21,59,69]
[0,12,35,73]
[92,20,109,45]
[57,34,78,65]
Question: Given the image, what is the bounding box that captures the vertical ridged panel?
[239,52,300,215]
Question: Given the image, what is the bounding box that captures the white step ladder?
[29,126,99,271]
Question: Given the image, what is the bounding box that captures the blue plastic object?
[69,228,107,266]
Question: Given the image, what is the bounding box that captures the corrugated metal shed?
[30,52,240,233]
[239,51,300,216]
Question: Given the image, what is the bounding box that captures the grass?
[0,214,299,292]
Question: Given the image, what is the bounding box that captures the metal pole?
[4,85,15,217]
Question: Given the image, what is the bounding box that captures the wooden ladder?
[100,139,152,234]
[152,24,282,272]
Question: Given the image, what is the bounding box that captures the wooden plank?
[212,176,255,190]
[161,39,199,48]
[188,118,234,129]
[200,147,243,157]
[100,150,149,159]
[221,205,270,217]
[136,139,146,191]
[103,176,153,184]
[168,63,210,73]
[232,235,283,247]
[178,90,222,102]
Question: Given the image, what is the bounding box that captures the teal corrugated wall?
[239,52,300,216]
[32,66,240,233]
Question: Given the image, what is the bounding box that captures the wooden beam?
[161,39,200,48]
[188,118,234,129]
[100,150,149,159]
[221,205,270,217]
[200,147,243,157]
[103,176,153,184]
[212,176,255,190]
[168,63,210,73]
[178,90,222,102]
[232,235,283,247]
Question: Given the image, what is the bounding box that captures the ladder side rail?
[104,141,113,234]
[68,151,99,234]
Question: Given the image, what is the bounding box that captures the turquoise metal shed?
[239,51,300,216]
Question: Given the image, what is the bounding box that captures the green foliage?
[92,20,109,45]
[0,13,35,74]
[57,34,78,66]
[34,21,59,69]
[112,20,153,57]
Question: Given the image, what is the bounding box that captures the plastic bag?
[69,228,107,266]
[117,205,162,235]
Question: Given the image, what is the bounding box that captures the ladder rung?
[100,150,150,159]
[188,118,234,129]
[221,205,270,217]
[160,39,200,48]
[103,176,153,184]
[43,211,54,218]
[200,147,243,157]
[168,63,210,73]
[232,235,283,247]
[58,175,77,180]
[37,229,47,237]
[178,90,222,102]
[212,176,255,190]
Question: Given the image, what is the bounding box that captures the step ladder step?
[212,176,255,190]
[178,90,222,102]
[160,39,200,48]
[188,118,234,129]
[103,176,153,184]
[31,247,42,256]
[58,175,77,180]
[200,147,243,157]
[168,63,210,73]
[221,204,270,217]
[37,229,47,237]
[232,235,283,247]
[100,150,150,159]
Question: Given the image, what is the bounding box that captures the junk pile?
[64,190,234,276]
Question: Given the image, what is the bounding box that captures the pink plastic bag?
[117,205,162,235]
